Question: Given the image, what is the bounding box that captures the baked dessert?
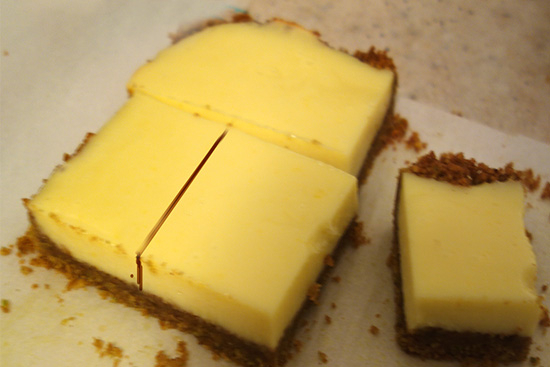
[23,15,396,367]
[391,152,542,364]
[128,17,395,175]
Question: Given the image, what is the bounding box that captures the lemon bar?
[128,19,395,175]
[392,152,542,363]
[26,93,358,365]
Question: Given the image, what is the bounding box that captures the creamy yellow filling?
[128,20,394,175]
[398,173,540,336]
[27,93,358,348]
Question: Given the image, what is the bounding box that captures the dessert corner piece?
[393,152,542,363]
[25,92,358,366]
[127,18,395,176]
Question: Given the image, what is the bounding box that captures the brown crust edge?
[388,153,533,364]
[24,214,357,367]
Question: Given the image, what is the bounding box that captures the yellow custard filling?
[398,172,540,336]
[128,20,394,175]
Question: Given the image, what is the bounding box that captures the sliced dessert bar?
[26,93,358,366]
[392,152,542,363]
[128,19,395,175]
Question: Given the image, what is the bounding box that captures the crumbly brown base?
[389,152,533,365]
[25,216,357,367]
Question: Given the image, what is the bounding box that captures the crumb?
[526,230,533,242]
[331,302,337,309]
[451,110,463,117]
[92,338,124,366]
[44,284,50,289]
[0,246,12,256]
[1,299,11,313]
[542,284,548,293]
[324,255,334,267]
[349,221,369,248]
[539,305,550,328]
[16,234,36,256]
[3,50,8,56]
[97,289,111,300]
[375,313,381,318]
[324,315,332,324]
[31,283,39,289]
[65,278,87,291]
[293,339,303,352]
[369,325,380,335]
[405,131,427,152]
[307,283,322,305]
[541,182,550,200]
[331,275,341,283]
[318,351,328,364]
[158,319,172,330]
[154,341,189,367]
[529,356,541,366]
[20,265,33,275]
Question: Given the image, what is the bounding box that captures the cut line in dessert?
[134,128,228,291]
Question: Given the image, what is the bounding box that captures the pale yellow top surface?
[28,93,358,348]
[398,172,540,336]
[128,20,394,174]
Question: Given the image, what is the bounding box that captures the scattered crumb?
[20,265,33,275]
[154,341,189,367]
[541,182,550,200]
[349,221,369,248]
[324,315,332,325]
[15,233,36,256]
[307,283,322,305]
[31,283,39,289]
[293,339,303,353]
[92,338,124,367]
[542,284,548,293]
[3,50,8,56]
[331,302,337,309]
[451,110,463,117]
[0,246,12,256]
[369,325,380,335]
[1,299,11,313]
[529,356,541,366]
[158,319,172,330]
[539,305,550,328]
[65,278,87,292]
[97,289,111,300]
[405,131,427,152]
[324,255,334,267]
[44,284,50,289]
[331,275,341,283]
[318,351,328,364]
[375,313,381,318]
